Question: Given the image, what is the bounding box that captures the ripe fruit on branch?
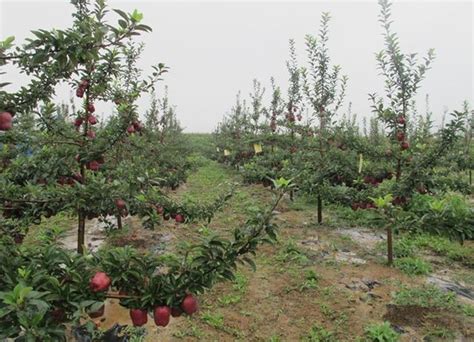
[87,130,96,139]
[76,87,84,98]
[127,125,136,134]
[155,205,164,214]
[396,131,405,142]
[0,111,13,131]
[171,307,183,317]
[88,115,97,125]
[132,121,143,131]
[181,294,198,315]
[130,309,148,327]
[396,116,406,125]
[87,160,101,171]
[115,199,127,210]
[153,306,171,327]
[400,141,409,150]
[74,117,83,128]
[80,79,90,89]
[89,272,111,292]
[87,103,95,113]
[175,214,185,223]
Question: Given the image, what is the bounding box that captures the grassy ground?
[94,159,473,341]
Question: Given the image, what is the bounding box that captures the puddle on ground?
[60,216,119,252]
[300,235,368,265]
[334,228,385,250]
[427,273,474,306]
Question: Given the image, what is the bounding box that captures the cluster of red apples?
[89,271,198,327]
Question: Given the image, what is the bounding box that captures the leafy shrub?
[394,257,432,276]
[364,322,399,342]
[406,193,474,242]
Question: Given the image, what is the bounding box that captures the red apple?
[171,307,183,317]
[87,160,101,171]
[153,306,171,327]
[133,121,143,131]
[76,87,84,98]
[115,199,126,210]
[155,205,164,214]
[396,131,405,142]
[87,103,95,113]
[181,294,198,315]
[89,272,111,292]
[88,115,97,125]
[74,117,83,128]
[130,309,148,327]
[0,111,13,131]
[401,141,409,150]
[396,116,406,125]
[87,130,96,139]
[80,79,89,88]
[175,214,185,223]
[127,125,135,134]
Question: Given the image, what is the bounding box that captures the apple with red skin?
[171,307,183,317]
[132,121,143,131]
[396,116,406,125]
[80,79,89,88]
[74,117,83,128]
[153,306,171,327]
[88,115,97,125]
[155,205,164,214]
[87,160,101,171]
[130,309,148,327]
[76,87,84,98]
[181,294,198,315]
[87,103,95,113]
[396,131,405,142]
[400,141,409,150]
[127,125,136,134]
[175,214,185,223]
[115,199,127,210]
[0,111,13,131]
[87,130,96,139]
[89,272,111,292]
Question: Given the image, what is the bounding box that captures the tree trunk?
[469,169,472,186]
[317,194,322,224]
[116,214,122,230]
[387,226,393,265]
[77,212,86,254]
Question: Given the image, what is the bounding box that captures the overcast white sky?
[1,1,472,132]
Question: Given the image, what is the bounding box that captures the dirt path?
[91,160,473,341]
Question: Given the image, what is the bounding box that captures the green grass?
[392,285,458,309]
[24,212,75,246]
[302,324,337,342]
[376,233,474,266]
[394,257,432,276]
[364,322,400,342]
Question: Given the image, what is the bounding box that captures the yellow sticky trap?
[358,153,363,174]
[254,143,263,154]
[224,149,230,156]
